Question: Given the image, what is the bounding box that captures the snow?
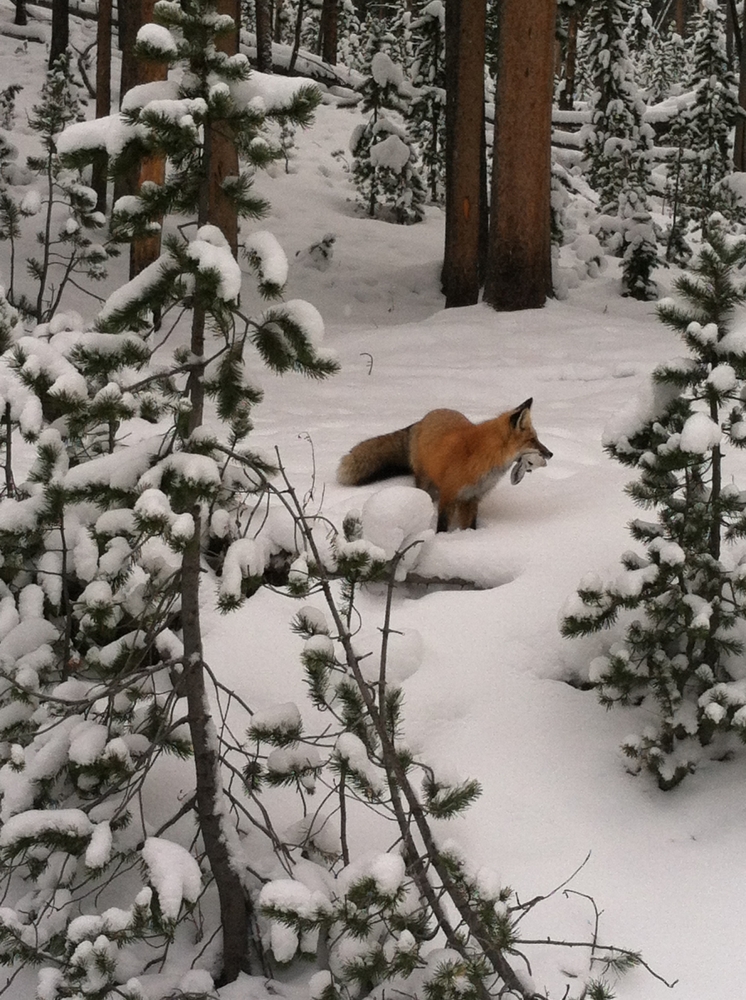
[360,486,435,580]
[2,15,746,1000]
[136,23,178,57]
[0,808,92,846]
[140,837,202,921]
[371,52,404,89]
[187,225,242,302]
[370,132,411,173]
[244,230,289,287]
[679,411,722,453]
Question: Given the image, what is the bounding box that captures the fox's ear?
[510,398,533,428]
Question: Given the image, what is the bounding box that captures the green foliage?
[405,1,446,205]
[350,42,425,225]
[0,3,337,994]
[675,1,742,236]
[0,55,111,324]
[0,82,21,130]
[562,222,746,788]
[582,0,654,212]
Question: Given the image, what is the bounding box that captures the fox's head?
[509,398,553,462]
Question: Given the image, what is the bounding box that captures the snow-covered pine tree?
[624,0,653,55]
[8,55,111,324]
[562,220,746,790]
[350,27,425,225]
[675,0,741,237]
[405,0,446,205]
[0,2,338,993]
[582,0,653,210]
[582,0,659,299]
[0,82,21,130]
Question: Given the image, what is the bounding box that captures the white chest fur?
[455,464,509,502]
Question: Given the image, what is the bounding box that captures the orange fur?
[337,399,552,531]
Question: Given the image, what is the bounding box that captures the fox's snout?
[539,442,553,460]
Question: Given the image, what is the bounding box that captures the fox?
[337,398,553,532]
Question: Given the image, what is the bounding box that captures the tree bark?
[128,0,169,279]
[289,0,305,73]
[49,0,69,67]
[483,0,556,312]
[179,10,250,976]
[118,0,140,104]
[256,0,274,72]
[92,0,113,211]
[442,0,487,308]
[559,10,578,111]
[208,0,240,255]
[319,0,338,65]
[674,0,687,37]
[14,0,27,27]
[181,511,250,985]
[735,9,746,170]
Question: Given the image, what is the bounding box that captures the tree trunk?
[442,0,487,308]
[14,0,27,27]
[289,0,305,73]
[181,511,250,985]
[128,0,169,279]
[179,8,249,977]
[49,0,69,67]
[208,0,240,254]
[319,0,338,65]
[274,0,284,42]
[735,11,746,170]
[674,0,687,36]
[92,0,113,212]
[559,10,578,111]
[483,0,556,312]
[256,0,274,72]
[118,0,140,104]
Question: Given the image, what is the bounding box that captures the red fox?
[337,398,552,532]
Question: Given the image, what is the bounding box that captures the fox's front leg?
[437,499,477,532]
[453,499,478,531]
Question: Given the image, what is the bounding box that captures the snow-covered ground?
[2,3,745,998]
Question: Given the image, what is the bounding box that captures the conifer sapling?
[562,219,746,789]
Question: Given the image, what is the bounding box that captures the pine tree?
[676,0,741,237]
[0,2,337,992]
[562,221,746,790]
[405,0,446,205]
[582,0,654,212]
[12,55,111,323]
[350,36,425,225]
[582,0,659,299]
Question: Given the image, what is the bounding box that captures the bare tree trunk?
[128,0,169,279]
[274,0,284,42]
[559,10,578,111]
[319,0,338,65]
[14,0,27,27]
[180,512,250,985]
[92,0,113,212]
[208,0,240,254]
[118,0,140,104]
[289,0,305,73]
[735,10,746,170]
[442,0,487,308]
[49,0,69,67]
[256,0,274,72]
[483,0,556,312]
[674,0,687,36]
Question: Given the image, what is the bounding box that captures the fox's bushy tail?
[337,426,412,486]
